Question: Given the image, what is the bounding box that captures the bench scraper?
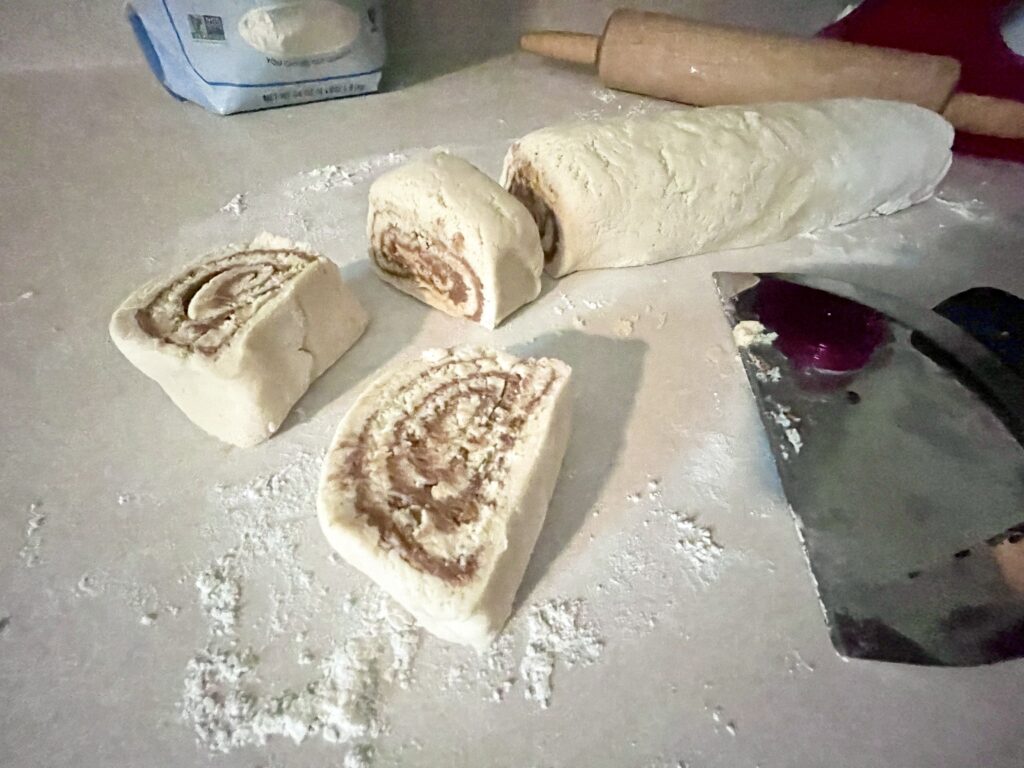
[714,272,1024,666]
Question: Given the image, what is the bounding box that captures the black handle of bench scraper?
[931,287,1024,379]
[909,286,1024,446]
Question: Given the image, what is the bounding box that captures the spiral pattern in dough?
[370,220,485,323]
[326,349,566,583]
[134,248,316,355]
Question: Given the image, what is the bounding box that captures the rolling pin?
[521,9,1024,140]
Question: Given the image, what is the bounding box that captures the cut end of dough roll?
[367,152,544,329]
[317,346,573,650]
[109,232,367,447]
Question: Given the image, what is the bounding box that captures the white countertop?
[3,3,1024,767]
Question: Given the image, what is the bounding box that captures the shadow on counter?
[511,329,647,609]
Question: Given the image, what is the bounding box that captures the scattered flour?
[612,509,724,590]
[784,650,815,675]
[180,453,422,757]
[706,702,737,736]
[519,599,603,709]
[616,314,639,337]
[610,472,727,598]
[220,193,247,216]
[933,195,990,221]
[181,592,419,753]
[591,89,617,104]
[477,631,518,703]
[669,512,724,588]
[0,290,35,307]
[680,432,737,507]
[732,320,777,349]
[302,152,407,192]
[625,102,653,118]
[196,553,241,636]
[76,573,102,597]
[770,404,802,457]
[344,743,376,768]
[18,502,45,567]
[439,602,602,709]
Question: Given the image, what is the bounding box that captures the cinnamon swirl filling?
[370,221,484,322]
[329,352,564,583]
[505,162,560,263]
[135,248,316,356]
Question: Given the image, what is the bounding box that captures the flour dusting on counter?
[181,592,418,753]
[933,195,991,221]
[302,152,408,192]
[18,502,45,567]
[670,512,725,588]
[520,599,603,709]
[180,453,422,756]
[0,290,35,308]
[220,193,247,216]
[195,554,241,636]
[171,449,620,755]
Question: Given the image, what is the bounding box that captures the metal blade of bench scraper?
[713,271,1024,666]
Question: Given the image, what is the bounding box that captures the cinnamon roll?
[317,346,573,649]
[367,152,543,329]
[109,233,367,447]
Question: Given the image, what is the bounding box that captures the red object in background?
[755,278,889,374]
[820,0,1024,162]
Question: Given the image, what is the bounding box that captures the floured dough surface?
[110,233,367,447]
[318,346,573,649]
[368,152,543,328]
[501,99,954,276]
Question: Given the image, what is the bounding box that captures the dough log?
[500,99,954,277]
[110,233,367,447]
[368,152,543,329]
[317,346,572,649]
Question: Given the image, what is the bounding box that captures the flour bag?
[126,0,385,114]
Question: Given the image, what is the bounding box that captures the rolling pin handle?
[520,31,600,67]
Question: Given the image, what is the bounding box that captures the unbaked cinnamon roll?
[367,152,543,329]
[110,232,367,447]
[317,346,573,649]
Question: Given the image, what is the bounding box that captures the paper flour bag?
[127,0,385,114]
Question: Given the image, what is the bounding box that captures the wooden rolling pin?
[521,9,1024,140]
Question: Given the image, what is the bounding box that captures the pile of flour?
[182,590,418,753]
[180,453,419,755]
[520,599,604,709]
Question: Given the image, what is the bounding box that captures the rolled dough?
[501,99,954,277]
